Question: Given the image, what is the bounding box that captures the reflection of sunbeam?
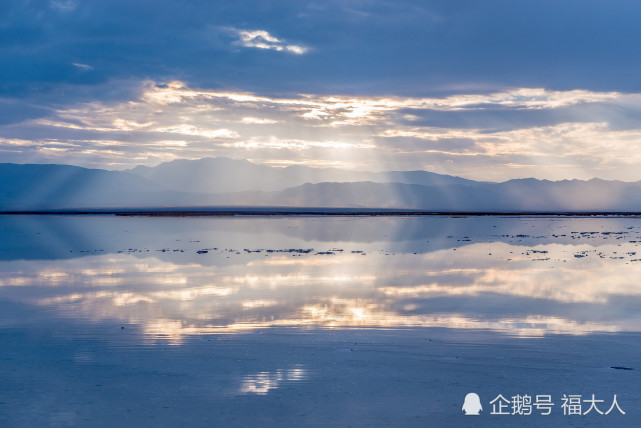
[239,365,307,395]
[379,243,640,303]
[3,238,641,342]
[139,313,622,341]
[151,286,236,300]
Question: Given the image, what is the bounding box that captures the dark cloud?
[2,0,641,102]
[0,99,48,125]
[395,102,641,131]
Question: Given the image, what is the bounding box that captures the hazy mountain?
[225,180,641,211]
[0,163,195,209]
[127,157,475,193]
[3,159,641,212]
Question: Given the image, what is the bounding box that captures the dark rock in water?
[197,250,208,254]
[611,366,633,370]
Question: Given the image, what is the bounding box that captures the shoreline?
[3,208,641,217]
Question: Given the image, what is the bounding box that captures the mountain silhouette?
[3,158,641,211]
[127,157,474,193]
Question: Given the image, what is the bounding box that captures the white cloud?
[226,136,375,151]
[233,29,308,55]
[241,117,279,125]
[9,80,641,180]
[154,125,239,139]
[72,63,94,71]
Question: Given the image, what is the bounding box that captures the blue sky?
[2,0,641,181]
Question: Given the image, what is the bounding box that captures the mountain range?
[2,157,641,212]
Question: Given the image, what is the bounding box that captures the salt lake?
[0,215,639,427]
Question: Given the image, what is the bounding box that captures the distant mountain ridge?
[0,163,194,209]
[2,158,641,211]
[240,180,641,211]
[128,157,475,193]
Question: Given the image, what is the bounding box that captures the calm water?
[1,215,640,426]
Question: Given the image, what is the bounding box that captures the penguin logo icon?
[462,393,483,415]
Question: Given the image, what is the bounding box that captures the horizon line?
[3,208,641,218]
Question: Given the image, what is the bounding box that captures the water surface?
[0,215,639,426]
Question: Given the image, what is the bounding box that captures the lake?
[0,215,639,426]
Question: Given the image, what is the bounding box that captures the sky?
[2,0,641,181]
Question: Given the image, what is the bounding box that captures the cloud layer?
[2,1,641,180]
[2,80,641,181]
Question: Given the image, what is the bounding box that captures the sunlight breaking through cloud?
[3,234,641,343]
[6,80,641,180]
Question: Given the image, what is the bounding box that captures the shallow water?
[1,215,640,426]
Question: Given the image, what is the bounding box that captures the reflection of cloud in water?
[2,240,641,342]
[239,366,307,395]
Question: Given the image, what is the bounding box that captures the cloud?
[233,29,308,55]
[241,117,280,125]
[154,125,239,139]
[72,63,94,72]
[3,79,641,181]
[6,0,641,102]
[3,1,641,182]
